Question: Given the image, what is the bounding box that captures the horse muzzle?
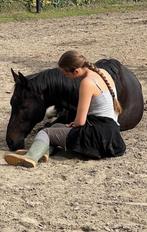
[6,136,25,151]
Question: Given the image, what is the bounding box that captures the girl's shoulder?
[80,76,99,91]
[81,76,95,85]
[80,76,102,96]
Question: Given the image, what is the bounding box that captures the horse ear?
[11,68,19,82]
[18,71,28,87]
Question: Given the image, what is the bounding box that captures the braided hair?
[84,61,122,114]
[58,50,122,114]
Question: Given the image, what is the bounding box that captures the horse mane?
[26,68,62,92]
[25,68,80,108]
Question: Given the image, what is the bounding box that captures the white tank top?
[88,79,119,125]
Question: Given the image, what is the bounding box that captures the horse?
[6,59,144,151]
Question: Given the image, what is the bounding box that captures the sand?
[0,10,147,232]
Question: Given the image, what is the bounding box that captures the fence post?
[36,0,41,13]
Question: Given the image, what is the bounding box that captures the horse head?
[6,69,46,151]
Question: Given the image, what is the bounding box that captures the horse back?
[95,59,144,131]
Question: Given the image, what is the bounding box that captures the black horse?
[6,59,144,151]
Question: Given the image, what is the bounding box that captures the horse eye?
[21,106,27,110]
[21,105,30,110]
[20,112,29,122]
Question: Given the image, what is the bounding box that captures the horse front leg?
[44,109,76,128]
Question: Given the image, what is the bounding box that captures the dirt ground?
[0,10,147,232]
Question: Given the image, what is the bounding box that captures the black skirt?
[66,115,126,159]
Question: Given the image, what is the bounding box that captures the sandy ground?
[0,10,147,232]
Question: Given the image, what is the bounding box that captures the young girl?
[4,50,126,168]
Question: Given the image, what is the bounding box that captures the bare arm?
[73,78,94,126]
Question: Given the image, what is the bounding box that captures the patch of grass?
[0,2,147,23]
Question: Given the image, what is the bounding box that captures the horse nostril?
[7,137,13,146]
[6,136,25,151]
[6,137,14,150]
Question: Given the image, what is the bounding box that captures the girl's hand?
[66,122,76,128]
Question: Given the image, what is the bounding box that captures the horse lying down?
[6,59,144,151]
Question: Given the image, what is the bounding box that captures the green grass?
[0,2,147,23]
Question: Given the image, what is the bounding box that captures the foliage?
[49,0,145,8]
[0,0,146,12]
[0,0,33,11]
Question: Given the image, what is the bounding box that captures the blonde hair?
[58,50,122,114]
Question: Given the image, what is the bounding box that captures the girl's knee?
[35,130,49,144]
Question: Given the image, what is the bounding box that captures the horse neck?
[46,68,80,109]
[28,68,79,109]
